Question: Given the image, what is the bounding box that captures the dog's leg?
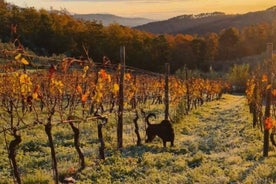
[171,132,175,147]
[170,140,174,147]
[163,140,166,147]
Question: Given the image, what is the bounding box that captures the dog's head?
[145,126,156,143]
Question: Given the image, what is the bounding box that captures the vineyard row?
[0,48,229,183]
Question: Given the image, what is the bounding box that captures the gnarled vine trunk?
[45,117,59,184]
[69,122,85,171]
[133,112,141,146]
[8,130,22,184]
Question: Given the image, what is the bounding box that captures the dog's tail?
[146,113,156,125]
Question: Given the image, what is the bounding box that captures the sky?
[5,0,276,20]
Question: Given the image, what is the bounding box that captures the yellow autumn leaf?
[113,83,119,92]
[273,118,276,126]
[94,92,103,103]
[83,66,89,73]
[107,74,111,82]
[96,83,103,90]
[267,84,272,90]
[19,74,31,85]
[21,58,29,65]
[15,53,21,60]
[82,66,89,78]
[32,92,38,100]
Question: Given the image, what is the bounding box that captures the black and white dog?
[145,113,174,147]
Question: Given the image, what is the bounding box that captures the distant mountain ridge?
[134,6,276,35]
[73,13,155,27]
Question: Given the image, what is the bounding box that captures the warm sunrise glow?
[5,0,276,20]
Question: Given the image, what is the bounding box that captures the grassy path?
[94,94,276,184]
[176,94,275,183]
[181,94,256,156]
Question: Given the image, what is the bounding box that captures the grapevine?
[0,47,228,183]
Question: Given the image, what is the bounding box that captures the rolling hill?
[73,13,155,27]
[134,6,276,35]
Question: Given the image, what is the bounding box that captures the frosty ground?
[115,94,276,184]
[2,94,276,184]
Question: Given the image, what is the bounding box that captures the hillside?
[2,94,276,183]
[73,13,155,27]
[135,6,276,34]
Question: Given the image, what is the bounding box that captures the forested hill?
[1,1,276,73]
[135,6,276,35]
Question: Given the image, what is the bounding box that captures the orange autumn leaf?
[34,85,40,93]
[32,92,38,100]
[262,74,268,82]
[67,166,76,174]
[81,94,87,103]
[265,117,274,130]
[81,91,89,103]
[48,65,56,78]
[124,73,131,80]
[76,84,82,94]
[272,89,276,96]
[99,69,107,79]
[32,85,40,100]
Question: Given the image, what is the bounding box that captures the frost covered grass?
[1,94,276,183]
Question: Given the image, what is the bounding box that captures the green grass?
[1,94,276,183]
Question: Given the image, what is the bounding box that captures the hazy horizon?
[4,0,276,20]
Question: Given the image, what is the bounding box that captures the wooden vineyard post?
[165,63,170,120]
[117,46,125,149]
[185,67,190,112]
[264,43,273,157]
[131,75,137,109]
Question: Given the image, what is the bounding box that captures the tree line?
[1,0,276,73]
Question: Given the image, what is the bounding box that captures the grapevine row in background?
[246,61,276,130]
[0,63,230,123]
[245,44,276,158]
